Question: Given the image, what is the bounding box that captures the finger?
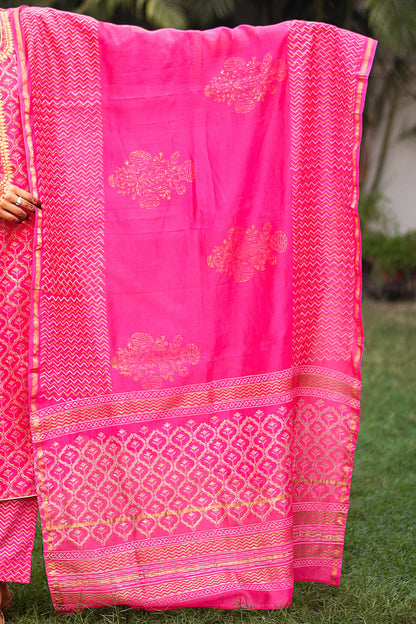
[0,197,28,222]
[2,187,37,214]
[9,185,43,208]
[11,194,36,213]
[0,207,21,223]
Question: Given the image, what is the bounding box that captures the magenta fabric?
[0,9,37,584]
[100,21,293,392]
[5,6,376,610]
[0,498,38,583]
[0,9,35,502]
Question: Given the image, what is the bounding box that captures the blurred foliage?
[363,0,416,58]
[360,189,416,298]
[358,190,397,238]
[363,230,416,279]
[361,1,416,194]
[0,0,409,33]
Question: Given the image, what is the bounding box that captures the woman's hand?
[0,182,42,223]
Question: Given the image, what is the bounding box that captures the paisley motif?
[207,222,287,282]
[109,150,195,209]
[204,54,286,113]
[112,333,200,389]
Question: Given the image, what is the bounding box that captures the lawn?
[8,299,416,624]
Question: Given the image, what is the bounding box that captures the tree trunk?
[370,90,400,193]
[342,0,353,29]
[314,0,324,22]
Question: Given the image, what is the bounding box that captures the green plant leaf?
[190,0,235,26]
[364,0,416,56]
[145,0,189,29]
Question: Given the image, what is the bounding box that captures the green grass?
[7,300,416,623]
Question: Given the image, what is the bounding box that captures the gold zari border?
[33,369,360,435]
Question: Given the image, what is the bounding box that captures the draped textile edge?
[9,7,377,611]
[0,9,36,501]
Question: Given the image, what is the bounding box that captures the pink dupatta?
[3,6,375,611]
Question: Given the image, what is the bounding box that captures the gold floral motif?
[111,333,200,389]
[207,222,287,282]
[204,54,286,114]
[108,150,195,209]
